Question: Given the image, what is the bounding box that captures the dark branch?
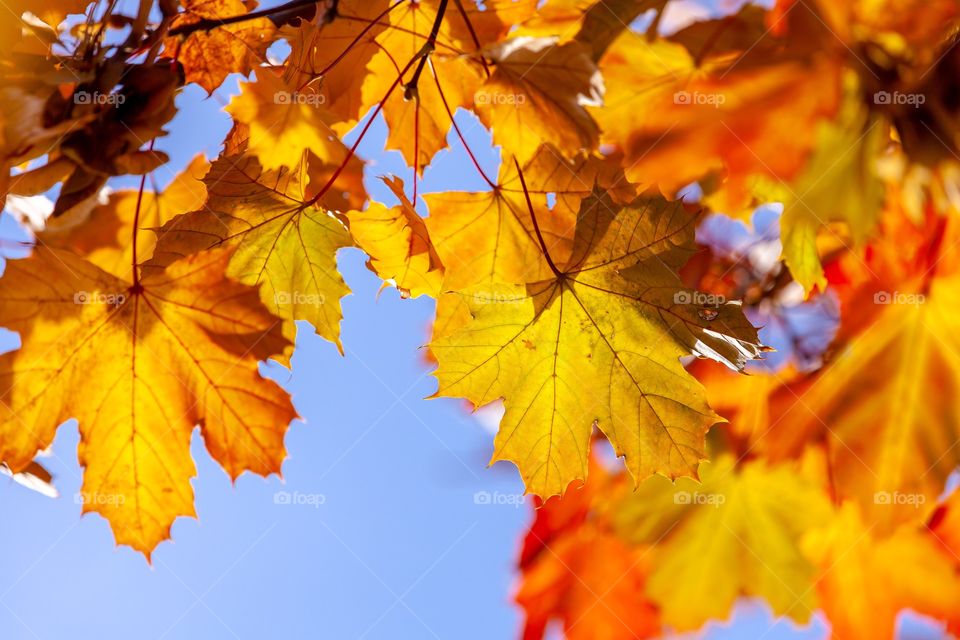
[403,0,448,101]
[167,0,332,38]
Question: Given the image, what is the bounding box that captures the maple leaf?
[165,0,277,94]
[775,84,887,292]
[592,6,843,199]
[38,154,210,282]
[764,278,960,529]
[516,468,660,640]
[425,146,634,294]
[518,521,659,640]
[149,149,352,363]
[0,247,296,556]
[614,456,832,629]
[284,0,391,132]
[355,0,486,172]
[473,37,604,163]
[424,149,635,347]
[431,186,763,497]
[802,502,960,639]
[226,68,346,171]
[779,0,960,49]
[348,176,443,298]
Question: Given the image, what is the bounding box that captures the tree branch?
[403,0,448,101]
[167,0,333,38]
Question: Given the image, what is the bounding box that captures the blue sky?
[0,77,828,640]
[0,3,952,638]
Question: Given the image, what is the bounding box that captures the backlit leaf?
[150,151,353,363]
[431,190,763,497]
[0,247,296,556]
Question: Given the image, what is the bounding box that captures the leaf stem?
[306,50,420,207]
[131,161,149,289]
[513,156,562,278]
[453,0,490,78]
[432,67,496,189]
[306,0,405,88]
[413,96,421,204]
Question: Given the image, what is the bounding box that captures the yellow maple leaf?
[226,69,344,171]
[425,146,633,293]
[348,176,443,298]
[284,0,391,131]
[430,189,763,497]
[473,37,604,164]
[777,78,887,292]
[425,148,635,351]
[615,456,832,630]
[356,0,487,172]
[0,247,296,556]
[149,151,352,363]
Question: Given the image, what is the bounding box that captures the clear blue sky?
[0,4,951,638]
